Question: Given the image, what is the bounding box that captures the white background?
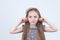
[0,0,60,40]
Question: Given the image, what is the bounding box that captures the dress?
[22,25,45,40]
[26,27,38,40]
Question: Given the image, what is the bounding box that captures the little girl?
[10,8,57,40]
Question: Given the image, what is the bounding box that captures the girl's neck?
[30,24,36,28]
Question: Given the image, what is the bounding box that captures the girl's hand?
[39,17,46,22]
[20,18,28,23]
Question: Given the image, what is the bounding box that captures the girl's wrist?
[44,20,52,26]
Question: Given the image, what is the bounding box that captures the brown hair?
[22,8,46,40]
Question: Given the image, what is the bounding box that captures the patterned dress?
[26,27,38,40]
[22,25,45,40]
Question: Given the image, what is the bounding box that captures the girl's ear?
[26,17,29,22]
[38,17,44,22]
[38,18,41,22]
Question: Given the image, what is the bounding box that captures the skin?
[27,11,39,28]
[10,11,57,34]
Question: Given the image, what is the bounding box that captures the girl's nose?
[32,18,35,21]
[31,16,35,20]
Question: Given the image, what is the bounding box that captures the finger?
[39,18,44,22]
[25,18,28,21]
[22,18,24,21]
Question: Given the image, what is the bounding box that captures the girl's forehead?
[28,11,38,16]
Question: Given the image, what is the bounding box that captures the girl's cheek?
[35,18,39,21]
[35,19,39,22]
[28,18,32,22]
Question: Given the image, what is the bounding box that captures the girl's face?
[27,10,39,25]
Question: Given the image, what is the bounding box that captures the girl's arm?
[10,18,28,34]
[10,19,23,34]
[44,19,57,32]
[39,18,57,32]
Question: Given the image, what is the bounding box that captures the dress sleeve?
[22,25,25,28]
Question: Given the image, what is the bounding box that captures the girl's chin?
[30,23,36,24]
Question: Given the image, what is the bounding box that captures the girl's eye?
[34,16,37,18]
[29,16,32,18]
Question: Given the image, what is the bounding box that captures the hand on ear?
[39,17,45,22]
[21,18,28,23]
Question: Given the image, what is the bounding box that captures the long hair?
[22,8,46,40]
